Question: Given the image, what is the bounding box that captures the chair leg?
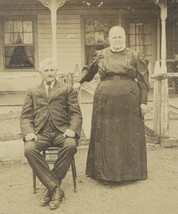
[32,170,37,194]
[71,159,77,192]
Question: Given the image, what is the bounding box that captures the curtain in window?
[25,47,34,65]
[5,47,14,67]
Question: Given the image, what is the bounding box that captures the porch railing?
[152,60,178,147]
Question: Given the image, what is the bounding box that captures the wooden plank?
[58,43,81,48]
[58,49,81,54]
[58,19,80,24]
[38,30,52,34]
[58,34,81,39]
[57,29,81,34]
[57,24,80,29]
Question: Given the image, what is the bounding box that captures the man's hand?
[63,129,75,138]
[25,133,37,142]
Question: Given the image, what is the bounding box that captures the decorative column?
[38,0,67,64]
[153,0,169,143]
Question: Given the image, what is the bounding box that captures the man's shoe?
[49,187,65,210]
[40,189,51,206]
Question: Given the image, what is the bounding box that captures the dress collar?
[110,46,126,53]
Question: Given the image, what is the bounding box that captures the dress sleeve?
[135,53,150,104]
[77,51,101,84]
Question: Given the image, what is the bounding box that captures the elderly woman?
[75,26,149,182]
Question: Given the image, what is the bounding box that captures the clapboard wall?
[37,10,82,74]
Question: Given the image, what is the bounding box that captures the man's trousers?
[24,129,77,192]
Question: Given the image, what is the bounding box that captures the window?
[167,19,178,60]
[4,20,34,69]
[128,22,152,56]
[84,18,114,64]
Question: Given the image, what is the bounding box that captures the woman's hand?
[63,129,75,138]
[73,82,81,93]
[140,104,148,117]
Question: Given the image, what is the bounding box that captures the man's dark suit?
[21,80,82,138]
[20,80,82,192]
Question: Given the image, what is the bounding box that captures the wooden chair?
[32,147,77,194]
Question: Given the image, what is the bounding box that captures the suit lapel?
[48,80,61,102]
[37,82,48,101]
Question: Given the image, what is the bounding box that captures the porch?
[0,0,178,146]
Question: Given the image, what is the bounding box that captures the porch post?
[153,0,169,143]
[160,2,169,140]
[37,0,67,64]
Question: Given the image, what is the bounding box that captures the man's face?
[109,28,126,50]
[39,66,57,83]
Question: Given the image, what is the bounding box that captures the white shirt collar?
[44,81,55,88]
[44,81,55,96]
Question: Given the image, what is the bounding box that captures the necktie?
[46,82,52,97]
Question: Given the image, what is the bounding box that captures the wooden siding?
[37,13,82,74]
[0,21,3,72]
[37,14,52,65]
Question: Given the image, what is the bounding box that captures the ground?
[0,145,178,214]
[0,93,178,214]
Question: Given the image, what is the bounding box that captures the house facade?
[0,0,177,90]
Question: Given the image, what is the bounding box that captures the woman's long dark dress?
[79,47,150,181]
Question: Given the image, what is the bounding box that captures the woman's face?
[109,28,126,50]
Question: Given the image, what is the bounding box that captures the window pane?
[144,24,151,34]
[85,33,95,43]
[103,22,112,33]
[145,46,152,55]
[145,34,151,45]
[84,18,114,64]
[5,46,34,68]
[136,46,144,54]
[129,35,136,45]
[24,33,33,44]
[5,21,13,32]
[95,32,104,43]
[94,20,103,31]
[5,46,14,56]
[5,33,14,44]
[23,21,32,32]
[136,34,144,45]
[130,46,136,51]
[136,23,144,34]
[4,19,35,70]
[14,33,23,44]
[85,24,94,32]
[128,23,135,34]
[14,21,23,32]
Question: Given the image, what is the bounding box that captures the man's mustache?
[47,75,54,77]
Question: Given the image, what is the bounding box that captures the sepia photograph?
[0,0,178,213]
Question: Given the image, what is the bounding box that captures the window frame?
[83,16,116,64]
[127,21,152,57]
[3,16,37,72]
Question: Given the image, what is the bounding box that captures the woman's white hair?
[109,26,126,37]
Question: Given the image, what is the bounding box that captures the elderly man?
[20,58,82,210]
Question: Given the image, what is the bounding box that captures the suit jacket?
[20,80,82,139]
